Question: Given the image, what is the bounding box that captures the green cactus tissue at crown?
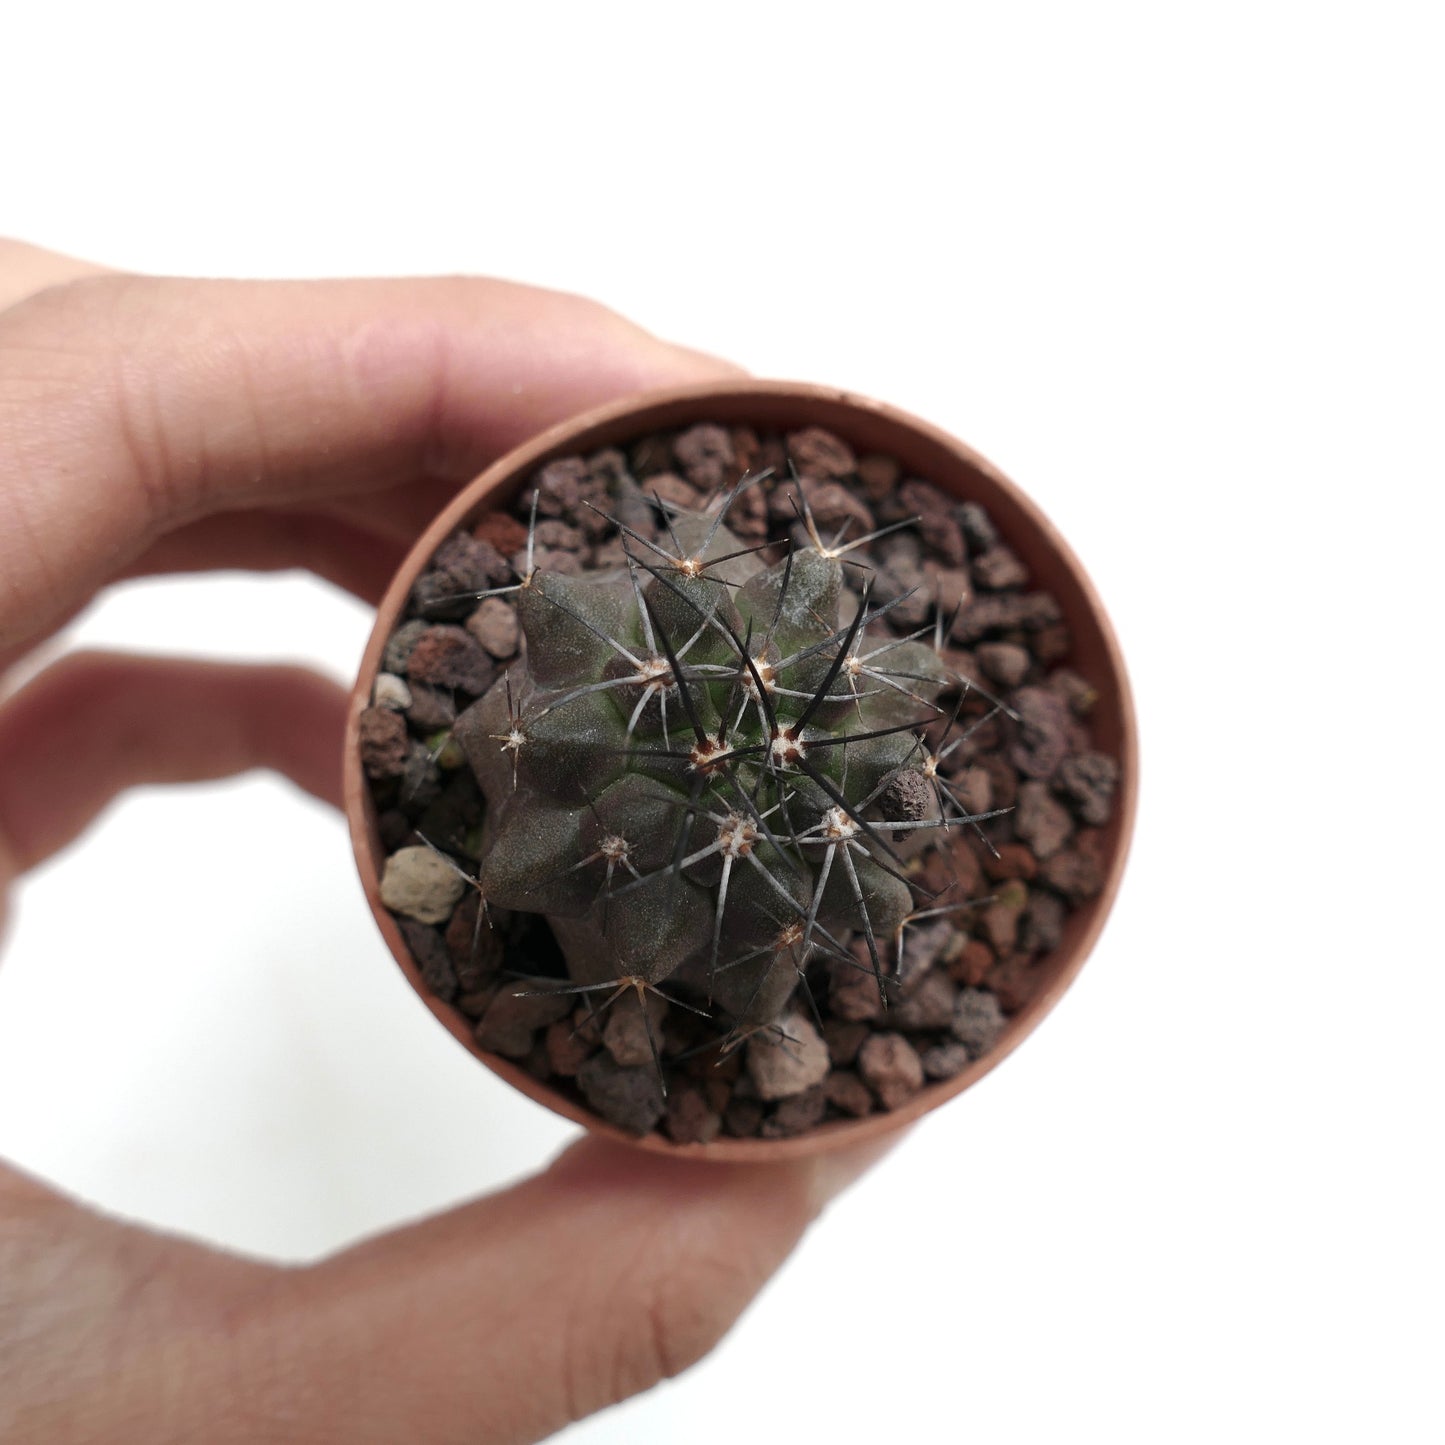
[452,478,987,1033]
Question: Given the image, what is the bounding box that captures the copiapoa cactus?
[448,475,1008,1062]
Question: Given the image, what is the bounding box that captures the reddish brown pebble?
[824,1071,875,1117]
[951,765,993,816]
[680,1038,741,1084]
[981,880,1028,952]
[406,626,496,695]
[857,1033,926,1110]
[823,1019,870,1067]
[978,753,1019,809]
[455,987,498,1021]
[377,809,413,853]
[981,842,1038,883]
[358,706,409,779]
[533,458,586,516]
[473,511,528,556]
[949,937,995,988]
[956,501,998,551]
[410,533,508,618]
[585,446,631,491]
[474,988,574,1059]
[520,1038,552,1083]
[873,549,933,630]
[533,519,585,552]
[664,1081,722,1145]
[1008,686,1074,780]
[830,953,888,1022]
[943,836,987,898]
[951,592,1062,645]
[703,1076,733,1115]
[926,563,972,618]
[898,478,952,516]
[976,641,1031,689]
[397,919,458,1004]
[723,1097,765,1138]
[570,1002,605,1049]
[985,954,1039,1013]
[725,480,769,540]
[728,426,760,473]
[672,424,736,490]
[1031,624,1072,665]
[761,1084,829,1139]
[785,426,856,480]
[1045,668,1099,716]
[857,453,901,500]
[444,893,502,990]
[1040,829,1107,902]
[1020,891,1068,952]
[804,480,874,537]
[1015,780,1075,860]
[437,530,510,588]
[405,682,457,732]
[644,471,702,511]
[908,849,954,902]
[959,710,1004,754]
[917,511,967,567]
[973,546,1029,590]
[544,1019,592,1077]
[628,432,673,480]
[1055,751,1119,826]
[529,547,582,577]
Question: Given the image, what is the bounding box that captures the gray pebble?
[747,1013,830,1100]
[577,1053,666,1135]
[466,596,521,659]
[380,845,466,925]
[857,1032,926,1110]
[383,618,430,674]
[952,988,1006,1055]
[1016,779,1076,859]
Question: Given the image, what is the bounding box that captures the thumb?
[275,1134,895,1444]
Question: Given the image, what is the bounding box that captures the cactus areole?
[451,479,1005,1042]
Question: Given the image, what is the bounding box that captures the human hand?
[0,241,893,1443]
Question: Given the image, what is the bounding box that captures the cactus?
[449,476,1006,1046]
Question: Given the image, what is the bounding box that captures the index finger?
[0,238,111,310]
[0,260,742,653]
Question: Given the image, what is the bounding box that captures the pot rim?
[344,379,1138,1161]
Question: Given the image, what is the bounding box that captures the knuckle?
[565,1233,758,1418]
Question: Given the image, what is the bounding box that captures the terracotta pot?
[345,380,1137,1160]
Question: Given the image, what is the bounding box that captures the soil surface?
[360,422,1119,1141]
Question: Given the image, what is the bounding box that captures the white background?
[2,3,1442,1441]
